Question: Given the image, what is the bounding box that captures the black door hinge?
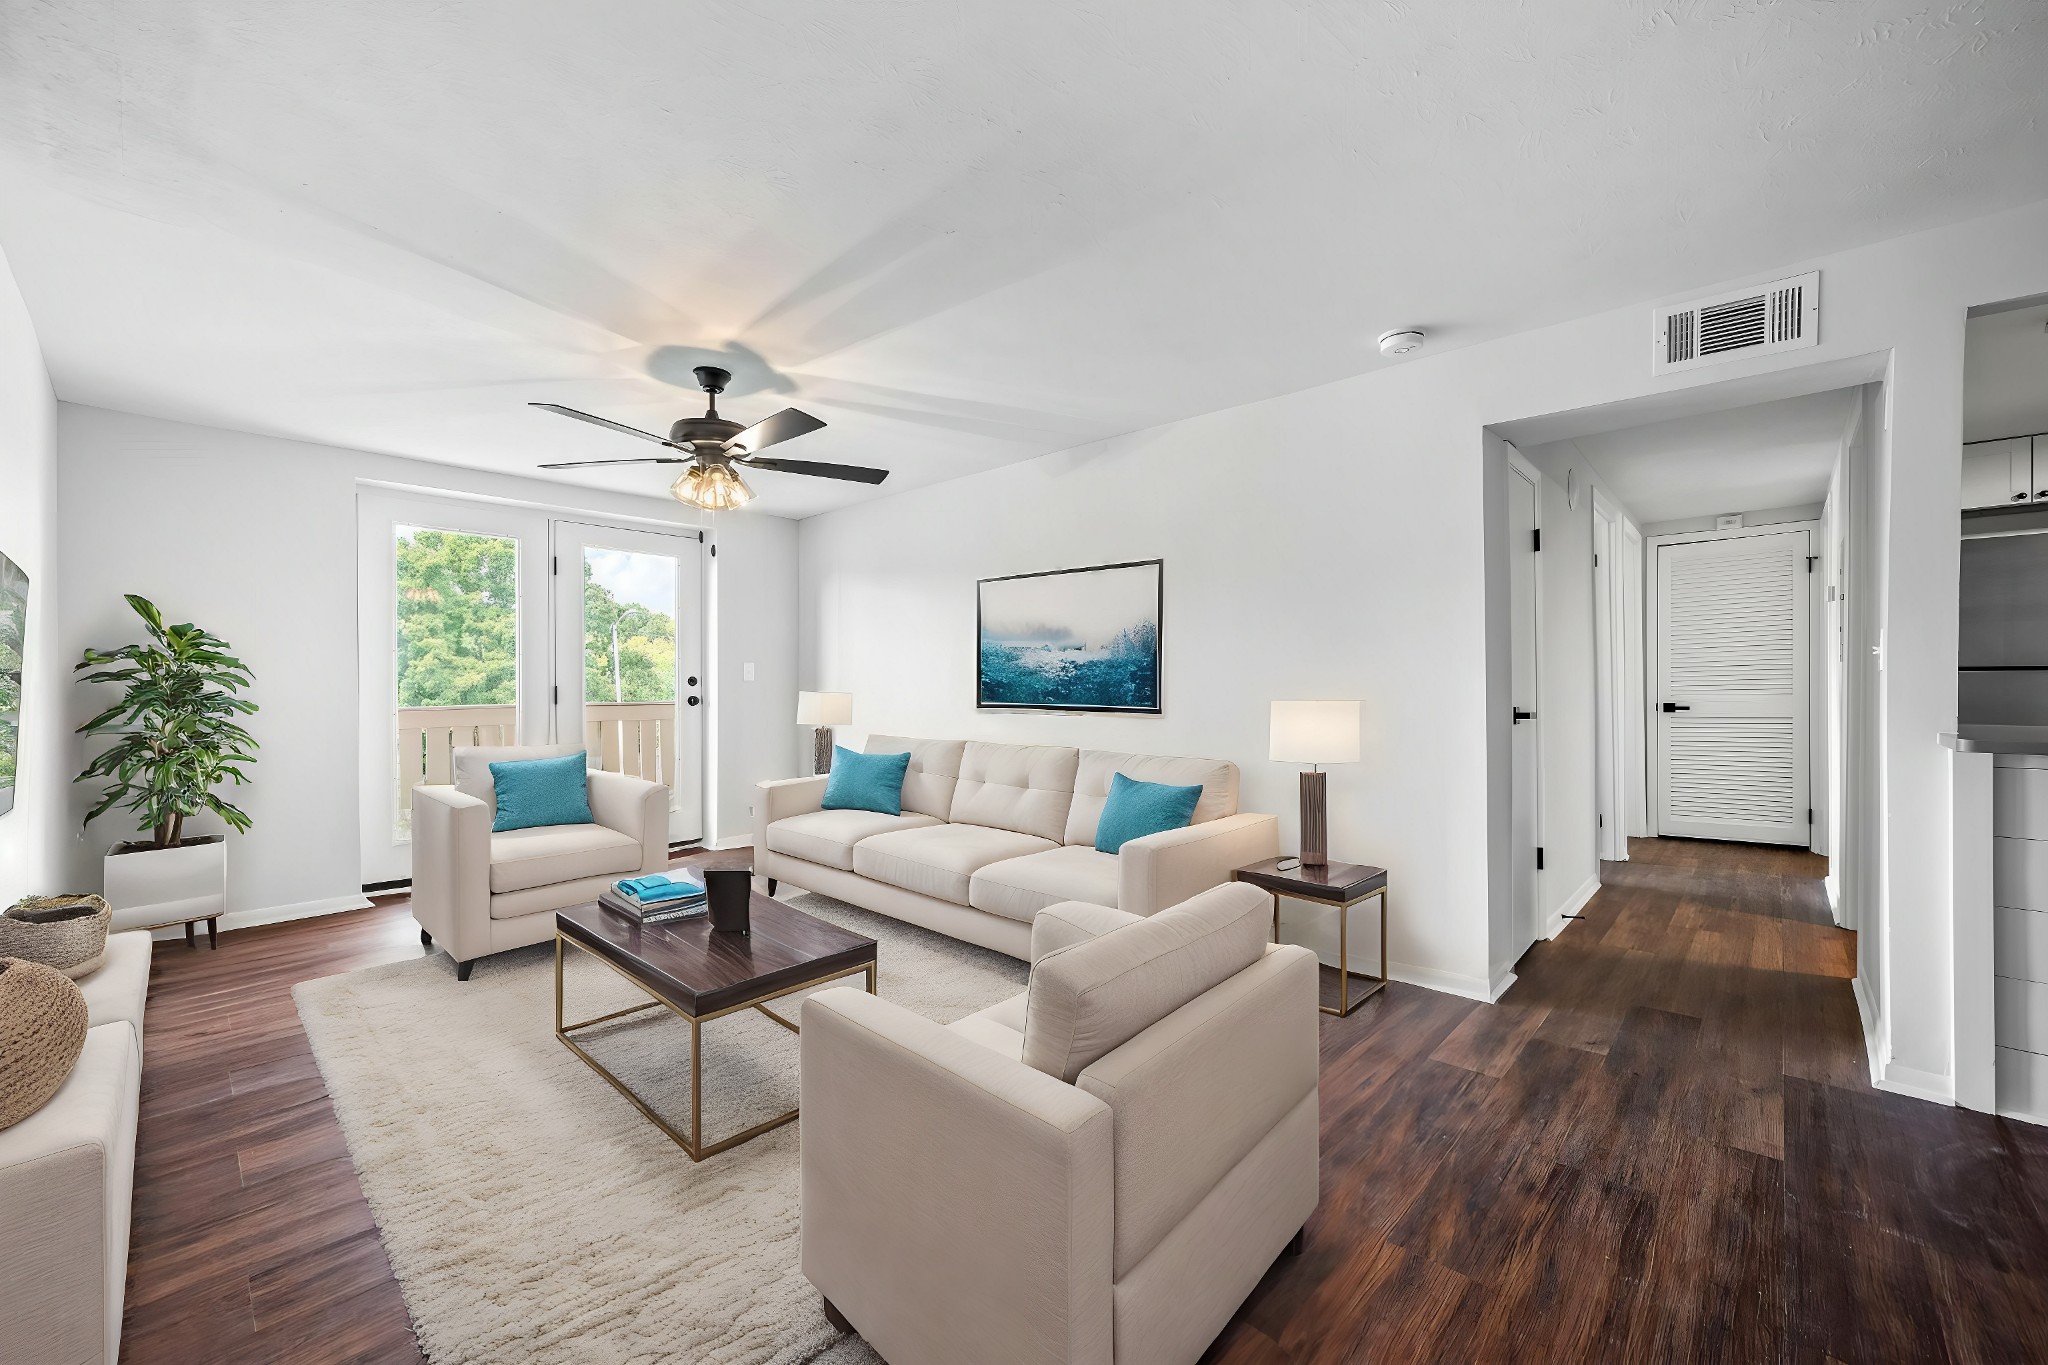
[553,686,559,704]
[710,543,717,557]
[1808,808,1814,823]
[552,555,558,575]
[1598,813,1605,828]
[1593,552,1600,567]
[1532,529,1542,552]
[1536,847,1545,871]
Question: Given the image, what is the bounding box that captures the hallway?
[1212,838,2048,1363]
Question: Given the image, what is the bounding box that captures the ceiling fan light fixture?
[672,462,754,511]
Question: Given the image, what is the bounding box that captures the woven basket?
[0,958,89,1131]
[1,896,114,979]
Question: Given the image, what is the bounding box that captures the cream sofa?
[411,745,669,979]
[0,931,153,1365]
[802,882,1319,1365]
[754,736,1279,958]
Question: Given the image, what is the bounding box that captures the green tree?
[583,561,675,702]
[394,528,517,706]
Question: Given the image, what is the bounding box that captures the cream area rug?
[293,891,1028,1365]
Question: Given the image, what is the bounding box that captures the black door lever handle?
[1661,702,1691,712]
[1512,708,1535,722]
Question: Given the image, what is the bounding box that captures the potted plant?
[75,595,257,942]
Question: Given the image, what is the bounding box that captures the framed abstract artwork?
[977,559,1162,713]
[0,550,26,817]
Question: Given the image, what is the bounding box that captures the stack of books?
[598,874,708,924]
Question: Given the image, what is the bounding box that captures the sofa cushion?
[452,744,581,815]
[853,824,1057,906]
[867,735,967,820]
[766,809,942,871]
[488,822,643,894]
[950,741,1079,843]
[76,932,151,1037]
[821,746,911,815]
[969,846,1121,923]
[489,751,595,832]
[1065,749,1239,848]
[1021,881,1269,1083]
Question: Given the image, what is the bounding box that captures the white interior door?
[1653,527,1812,845]
[1507,452,1543,954]
[357,491,552,886]
[552,522,706,845]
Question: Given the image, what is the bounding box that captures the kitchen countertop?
[1939,724,2048,754]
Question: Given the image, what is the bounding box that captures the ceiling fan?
[531,365,888,510]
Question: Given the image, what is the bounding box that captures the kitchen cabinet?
[1963,436,2038,510]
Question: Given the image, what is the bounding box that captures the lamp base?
[813,728,835,776]
[1298,769,1328,868]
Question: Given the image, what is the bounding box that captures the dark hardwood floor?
[1206,837,2048,1365]
[121,839,2048,1363]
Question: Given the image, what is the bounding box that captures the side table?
[1233,857,1389,1017]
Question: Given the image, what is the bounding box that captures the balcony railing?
[395,702,678,831]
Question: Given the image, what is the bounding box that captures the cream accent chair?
[0,930,152,1365]
[801,882,1319,1365]
[411,745,668,979]
[755,737,1280,958]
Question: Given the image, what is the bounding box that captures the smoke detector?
[1378,329,1425,356]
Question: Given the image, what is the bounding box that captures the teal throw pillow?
[489,751,595,832]
[822,747,911,816]
[1095,771,1203,854]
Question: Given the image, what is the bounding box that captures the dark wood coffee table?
[554,883,877,1161]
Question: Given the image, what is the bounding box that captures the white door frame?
[356,490,555,886]
[1621,519,1648,841]
[1591,490,1631,862]
[1646,520,1821,846]
[550,520,709,845]
[357,489,712,886]
[1506,446,1546,957]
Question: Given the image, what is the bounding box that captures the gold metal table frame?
[554,931,877,1161]
[1240,875,1390,1018]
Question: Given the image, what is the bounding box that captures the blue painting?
[978,560,1161,713]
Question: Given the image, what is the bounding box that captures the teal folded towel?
[618,875,676,897]
[616,876,704,903]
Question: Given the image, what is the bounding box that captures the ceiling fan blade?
[536,456,690,469]
[722,406,826,455]
[529,402,678,446]
[737,456,890,485]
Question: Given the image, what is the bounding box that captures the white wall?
[0,242,61,906]
[55,404,798,921]
[798,196,2048,1080]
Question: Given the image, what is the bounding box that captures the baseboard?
[696,834,750,852]
[1387,960,1501,1002]
[1545,874,1601,940]
[146,893,373,942]
[1848,973,1956,1105]
[1874,1061,1955,1106]
[1824,873,1842,926]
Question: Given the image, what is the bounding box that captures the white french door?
[551,522,706,845]
[1652,526,1812,845]
[357,492,707,885]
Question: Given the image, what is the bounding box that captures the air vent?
[1653,271,1818,374]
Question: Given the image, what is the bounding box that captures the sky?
[980,563,1158,647]
[587,548,676,615]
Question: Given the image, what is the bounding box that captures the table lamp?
[796,691,853,775]
[1270,700,1360,868]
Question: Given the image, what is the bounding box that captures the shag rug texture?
[294,890,1027,1364]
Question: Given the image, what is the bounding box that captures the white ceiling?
[1,2,2044,518]
[1965,300,2048,444]
[1530,388,1859,525]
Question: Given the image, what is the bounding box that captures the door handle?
[2015,493,2030,502]
[686,695,701,707]
[1512,708,1534,723]
[1661,702,1691,712]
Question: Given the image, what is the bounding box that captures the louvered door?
[1653,529,1810,845]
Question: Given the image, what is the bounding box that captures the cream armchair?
[411,745,668,979]
[800,882,1319,1365]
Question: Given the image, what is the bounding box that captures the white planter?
[103,836,227,936]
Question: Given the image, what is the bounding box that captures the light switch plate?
[743,662,756,682]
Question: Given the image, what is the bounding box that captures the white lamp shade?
[1269,699,1360,764]
[796,691,853,727]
